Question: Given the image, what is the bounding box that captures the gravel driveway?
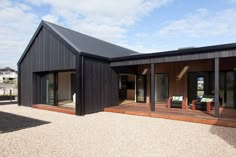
[0,104,235,157]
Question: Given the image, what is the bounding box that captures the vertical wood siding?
[19,27,76,106]
[136,60,214,103]
[33,73,47,104]
[82,57,118,114]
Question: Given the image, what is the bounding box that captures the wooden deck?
[104,103,236,128]
[32,104,75,115]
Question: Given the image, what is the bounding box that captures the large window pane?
[226,72,234,108]
[155,74,168,102]
[197,76,204,98]
[136,75,146,102]
[46,73,55,105]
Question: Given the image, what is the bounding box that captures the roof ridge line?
[43,21,82,53]
[43,21,139,54]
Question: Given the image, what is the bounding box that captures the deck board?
[32,104,75,115]
[104,103,236,128]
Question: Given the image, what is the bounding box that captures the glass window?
[136,75,146,102]
[46,73,55,105]
[155,74,169,102]
[197,76,204,98]
[225,72,235,108]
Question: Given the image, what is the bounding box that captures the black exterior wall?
[18,66,21,105]
[76,54,83,115]
[18,24,119,114]
[19,27,76,106]
[33,73,47,104]
[150,63,155,111]
[77,55,119,115]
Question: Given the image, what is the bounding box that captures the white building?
[0,67,17,95]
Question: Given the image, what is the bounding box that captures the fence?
[0,89,18,104]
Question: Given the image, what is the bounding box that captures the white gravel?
[0,104,236,157]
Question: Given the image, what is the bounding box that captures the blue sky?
[1,0,236,69]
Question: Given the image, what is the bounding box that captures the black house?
[18,21,236,118]
[18,21,138,115]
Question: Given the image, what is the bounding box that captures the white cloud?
[28,0,171,42]
[127,44,161,53]
[29,0,170,25]
[0,0,40,69]
[159,8,236,38]
[0,0,172,68]
[42,14,59,23]
[117,40,161,53]
[75,23,126,42]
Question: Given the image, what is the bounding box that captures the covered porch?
[111,49,236,124]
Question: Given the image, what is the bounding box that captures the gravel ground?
[0,104,236,157]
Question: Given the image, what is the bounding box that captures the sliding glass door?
[188,71,236,108]
[225,72,235,108]
[136,75,146,102]
[46,73,58,105]
[155,74,169,102]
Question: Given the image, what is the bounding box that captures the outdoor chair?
[167,96,188,109]
[192,95,214,113]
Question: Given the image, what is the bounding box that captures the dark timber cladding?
[77,55,119,115]
[19,27,76,106]
[150,64,155,111]
[18,21,136,114]
[33,73,47,104]
[214,58,219,117]
[17,66,21,105]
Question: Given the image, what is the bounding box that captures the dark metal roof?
[44,21,138,58]
[18,20,139,65]
[18,20,236,65]
[111,42,236,61]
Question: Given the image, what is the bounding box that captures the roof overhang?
[110,43,236,67]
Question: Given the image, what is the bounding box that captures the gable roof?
[18,21,138,65]
[44,21,138,58]
[19,20,236,66]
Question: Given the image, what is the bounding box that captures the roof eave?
[80,52,110,62]
[110,42,236,62]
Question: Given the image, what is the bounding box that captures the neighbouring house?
[0,67,17,95]
[18,20,236,117]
